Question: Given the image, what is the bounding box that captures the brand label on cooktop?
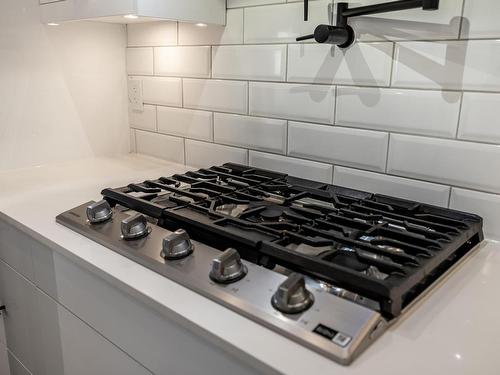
[313,324,338,340]
[313,324,352,347]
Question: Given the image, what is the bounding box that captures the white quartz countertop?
[0,154,499,375]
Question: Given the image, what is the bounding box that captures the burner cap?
[333,252,369,272]
[260,206,284,220]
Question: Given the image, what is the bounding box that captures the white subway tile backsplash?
[127,22,177,47]
[388,134,500,194]
[129,105,156,131]
[124,1,500,234]
[333,166,450,207]
[450,188,500,240]
[392,40,500,91]
[288,122,389,172]
[287,43,393,86]
[214,113,287,154]
[458,92,500,144]
[183,79,248,114]
[135,130,184,164]
[461,0,500,39]
[157,107,213,141]
[126,48,153,75]
[244,1,330,44]
[179,9,244,45]
[249,82,335,124]
[185,140,248,168]
[336,86,461,137]
[249,151,333,183]
[139,77,182,107]
[213,45,287,81]
[154,46,211,78]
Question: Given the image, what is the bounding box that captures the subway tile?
[183,79,248,114]
[333,166,450,207]
[244,1,330,44]
[228,0,284,7]
[135,130,184,164]
[458,92,500,144]
[287,43,393,86]
[129,105,156,131]
[348,0,462,41]
[158,107,212,141]
[387,134,500,194]
[154,46,211,78]
[249,82,335,124]
[179,9,243,45]
[212,45,287,81]
[126,48,153,75]
[135,77,182,107]
[288,122,388,172]
[461,0,500,39]
[214,113,287,154]
[127,22,177,47]
[185,140,248,168]
[249,151,333,183]
[450,188,500,240]
[392,40,500,91]
[336,86,460,137]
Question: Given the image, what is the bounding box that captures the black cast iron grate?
[101,163,483,318]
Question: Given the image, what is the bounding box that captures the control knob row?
[86,201,313,313]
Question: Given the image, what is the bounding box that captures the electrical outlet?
[128,79,144,112]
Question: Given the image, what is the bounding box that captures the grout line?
[242,5,246,43]
[457,0,467,40]
[388,42,396,87]
[384,133,391,173]
[455,92,465,139]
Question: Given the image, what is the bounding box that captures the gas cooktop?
[56,163,483,364]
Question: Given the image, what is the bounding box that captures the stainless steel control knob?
[209,248,248,284]
[86,200,113,224]
[271,273,314,314]
[161,229,194,260]
[120,213,151,240]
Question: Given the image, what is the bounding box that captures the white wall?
[0,0,129,171]
[126,0,500,240]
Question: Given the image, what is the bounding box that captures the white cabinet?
[0,259,152,375]
[40,0,226,25]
